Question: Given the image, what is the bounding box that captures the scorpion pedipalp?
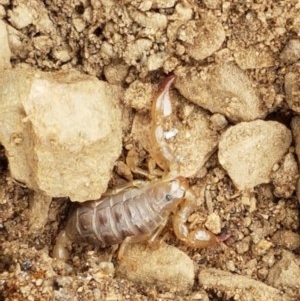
[150,75,178,174]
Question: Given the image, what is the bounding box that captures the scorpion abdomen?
[65,184,170,248]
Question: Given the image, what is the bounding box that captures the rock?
[0,20,11,70]
[204,213,221,234]
[103,61,129,85]
[267,251,300,293]
[285,68,300,113]
[291,116,300,204]
[271,153,298,198]
[0,68,122,202]
[280,39,300,64]
[251,239,273,257]
[181,14,225,61]
[129,9,167,33]
[152,0,176,8]
[199,268,293,301]
[175,63,266,122]
[117,243,194,292]
[236,236,251,254]
[123,38,152,65]
[7,3,33,29]
[291,116,300,160]
[146,52,168,72]
[29,191,52,231]
[297,179,300,206]
[8,1,55,34]
[124,80,153,111]
[234,44,275,69]
[218,120,292,190]
[272,230,300,251]
[209,113,228,131]
[203,0,221,9]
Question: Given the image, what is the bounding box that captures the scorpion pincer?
[53,76,226,260]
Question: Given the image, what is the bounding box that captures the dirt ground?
[0,0,300,300]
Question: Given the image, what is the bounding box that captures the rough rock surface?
[291,116,300,161]
[0,19,11,69]
[233,44,275,69]
[117,243,195,293]
[218,120,292,190]
[272,230,300,251]
[175,63,266,122]
[199,268,293,301]
[175,14,225,61]
[285,67,300,113]
[0,68,122,201]
[267,251,300,295]
[280,39,300,64]
[271,153,298,198]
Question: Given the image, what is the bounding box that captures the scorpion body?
[53,76,226,260]
[53,177,191,259]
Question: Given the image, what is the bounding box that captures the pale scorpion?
[53,75,227,260]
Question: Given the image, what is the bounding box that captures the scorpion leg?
[173,189,223,248]
[103,179,145,196]
[52,229,72,260]
[118,217,169,259]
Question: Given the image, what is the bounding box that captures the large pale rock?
[218,120,292,190]
[117,243,194,292]
[199,268,293,301]
[0,20,11,69]
[175,63,266,122]
[0,68,122,201]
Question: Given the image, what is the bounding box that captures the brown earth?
[0,1,300,300]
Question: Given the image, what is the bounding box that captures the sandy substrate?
[0,1,300,300]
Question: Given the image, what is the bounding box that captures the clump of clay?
[117,243,194,292]
[280,39,300,64]
[233,44,275,69]
[199,268,293,301]
[291,116,300,159]
[0,68,122,201]
[267,251,300,294]
[218,120,292,190]
[178,14,225,61]
[0,20,11,69]
[175,63,266,122]
[285,68,300,113]
[124,80,153,111]
[271,153,298,198]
